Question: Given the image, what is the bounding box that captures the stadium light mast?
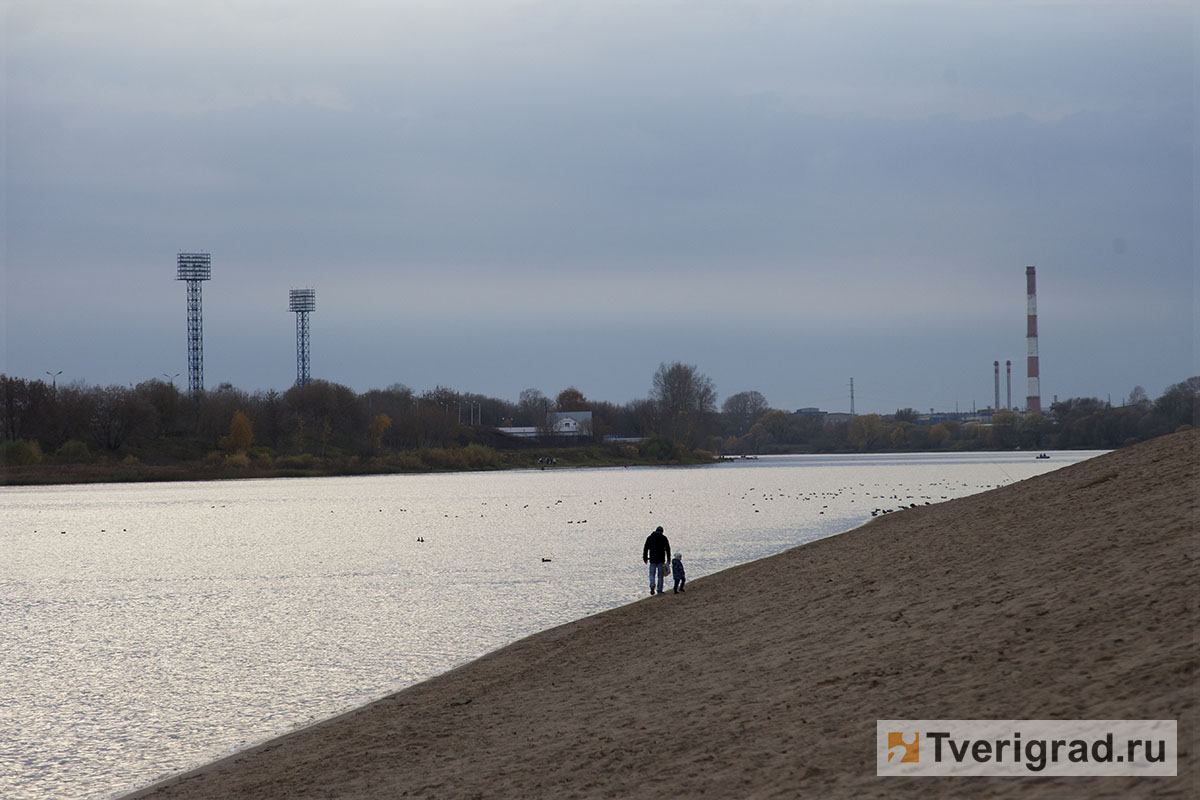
[176,252,212,396]
[289,288,316,386]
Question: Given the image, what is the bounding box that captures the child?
[671,551,686,594]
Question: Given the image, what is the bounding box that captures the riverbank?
[0,443,715,486]
[122,430,1196,799]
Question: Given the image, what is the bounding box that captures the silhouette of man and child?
[642,525,685,596]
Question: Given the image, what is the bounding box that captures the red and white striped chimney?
[1026,266,1041,413]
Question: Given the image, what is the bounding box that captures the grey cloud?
[4,1,1194,411]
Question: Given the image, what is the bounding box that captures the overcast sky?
[3,1,1194,414]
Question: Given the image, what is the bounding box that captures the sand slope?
[123,431,1197,799]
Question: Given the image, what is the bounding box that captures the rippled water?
[0,451,1102,799]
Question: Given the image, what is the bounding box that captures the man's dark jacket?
[643,530,671,564]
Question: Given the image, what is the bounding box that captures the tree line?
[1,365,1196,476]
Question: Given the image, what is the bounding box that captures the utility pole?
[849,378,855,416]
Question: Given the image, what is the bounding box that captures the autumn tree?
[368,413,392,452]
[848,414,884,451]
[220,410,254,453]
[927,422,952,448]
[556,386,589,411]
[889,421,915,448]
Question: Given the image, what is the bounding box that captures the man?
[642,525,671,596]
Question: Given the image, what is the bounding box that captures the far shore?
[0,447,708,486]
[121,430,1195,799]
[3,444,1097,487]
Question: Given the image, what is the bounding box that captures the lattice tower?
[176,252,212,395]
[289,289,316,386]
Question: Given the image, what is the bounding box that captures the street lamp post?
[163,372,180,387]
[45,370,62,391]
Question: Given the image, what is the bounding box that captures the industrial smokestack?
[994,361,1001,411]
[1026,266,1041,413]
[1006,360,1012,411]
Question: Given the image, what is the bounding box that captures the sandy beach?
[122,430,1196,799]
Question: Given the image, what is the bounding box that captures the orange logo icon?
[887,731,919,763]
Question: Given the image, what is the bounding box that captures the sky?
[3,1,1195,414]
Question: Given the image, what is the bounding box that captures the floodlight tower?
[176,252,212,395]
[289,288,316,386]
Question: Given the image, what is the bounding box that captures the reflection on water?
[0,451,1102,799]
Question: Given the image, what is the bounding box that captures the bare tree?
[722,390,769,436]
[650,362,718,448]
[517,388,548,427]
[89,385,155,451]
[1125,385,1151,410]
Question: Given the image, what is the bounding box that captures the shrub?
[276,453,319,470]
[248,446,274,467]
[1,439,43,466]
[640,436,677,461]
[225,453,251,469]
[56,439,92,464]
[387,452,426,472]
[420,448,466,470]
[461,443,501,469]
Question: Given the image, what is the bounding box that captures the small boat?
[1036,453,1050,459]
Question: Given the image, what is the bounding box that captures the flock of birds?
[387,478,1006,561]
[29,480,1007,550]
[724,480,1004,520]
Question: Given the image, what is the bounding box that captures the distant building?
[496,426,539,438]
[497,410,593,439]
[548,411,592,436]
[792,408,853,426]
[916,413,960,426]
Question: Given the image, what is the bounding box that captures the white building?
[497,410,593,439]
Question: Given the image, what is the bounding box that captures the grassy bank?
[0,441,717,486]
